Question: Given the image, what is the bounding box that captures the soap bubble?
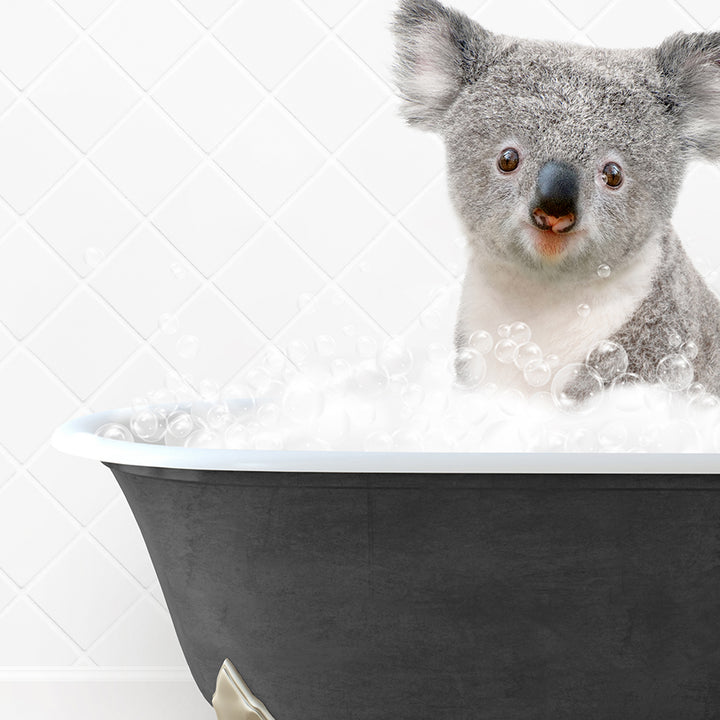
[170,262,186,279]
[566,427,597,452]
[545,354,560,369]
[177,334,200,359]
[364,431,394,452]
[158,313,179,335]
[524,359,552,387]
[166,411,194,439]
[314,334,336,358]
[147,389,178,417]
[498,388,525,416]
[508,321,531,344]
[597,264,611,278]
[342,324,356,337]
[257,402,281,428]
[451,347,486,389]
[667,328,682,349]
[657,354,694,391]
[497,323,511,338]
[401,382,425,410]
[681,340,698,360]
[184,429,221,448]
[586,340,628,382]
[577,303,591,318]
[356,335,378,358]
[283,378,324,423]
[392,429,424,451]
[287,339,310,366]
[494,338,518,364]
[130,409,161,440]
[207,402,234,431]
[377,338,413,377]
[514,342,542,370]
[352,362,389,397]
[96,423,133,442]
[225,423,251,449]
[551,363,604,414]
[689,392,720,412]
[687,382,705,400]
[468,329,493,354]
[598,421,628,451]
[198,378,220,402]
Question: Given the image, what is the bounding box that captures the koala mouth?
[525,220,581,259]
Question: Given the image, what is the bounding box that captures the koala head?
[392,0,720,282]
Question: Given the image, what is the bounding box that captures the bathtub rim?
[51,406,720,474]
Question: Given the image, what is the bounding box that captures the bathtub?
[53,407,720,719]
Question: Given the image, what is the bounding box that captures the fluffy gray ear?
[391,0,493,130]
[656,32,720,161]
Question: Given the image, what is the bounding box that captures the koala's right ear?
[391,0,494,131]
[656,32,720,162]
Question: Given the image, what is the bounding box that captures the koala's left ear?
[656,32,720,161]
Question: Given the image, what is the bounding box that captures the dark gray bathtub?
[54,411,720,719]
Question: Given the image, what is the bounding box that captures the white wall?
[0,0,718,717]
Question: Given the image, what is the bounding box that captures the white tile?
[153,39,262,152]
[0,0,76,89]
[0,226,75,338]
[88,348,169,412]
[586,0,700,47]
[215,224,326,336]
[339,103,444,213]
[0,350,78,461]
[0,473,77,586]
[476,0,577,40]
[274,286,386,359]
[0,324,13,366]
[90,100,202,214]
[54,0,114,27]
[339,226,449,336]
[30,39,140,152]
[0,599,78,665]
[303,0,362,26]
[674,0,720,28]
[546,0,612,29]
[0,202,15,241]
[0,573,13,613]
[214,0,324,90]
[90,498,157,587]
[89,226,202,338]
[336,0,395,84]
[399,175,467,274]
[151,286,265,387]
[89,596,186,666]
[0,451,17,490]
[91,0,201,90]
[28,163,139,277]
[27,288,139,400]
[277,39,388,152]
[0,102,76,213]
[29,445,119,526]
[149,580,169,611]
[0,75,18,116]
[178,0,237,27]
[276,164,387,276]
[29,536,140,649]
[216,101,326,214]
[153,163,265,276]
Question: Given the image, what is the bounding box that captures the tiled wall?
[0,0,718,714]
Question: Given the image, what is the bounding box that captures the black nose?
[532,161,579,225]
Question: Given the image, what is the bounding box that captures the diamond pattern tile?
[0,0,717,681]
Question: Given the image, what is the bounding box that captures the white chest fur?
[456,240,662,389]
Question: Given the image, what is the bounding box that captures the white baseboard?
[0,670,216,720]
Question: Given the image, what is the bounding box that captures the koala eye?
[498,148,520,173]
[602,162,623,188]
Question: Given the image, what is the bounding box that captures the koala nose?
[532,161,579,233]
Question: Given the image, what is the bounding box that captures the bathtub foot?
[212,659,276,720]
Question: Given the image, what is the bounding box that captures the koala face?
[393,0,720,282]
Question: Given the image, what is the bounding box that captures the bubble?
[497,323,511,338]
[257,402,281,428]
[356,335,378,359]
[131,409,162,441]
[177,334,199,359]
[551,363,604,414]
[352,362,389,397]
[245,366,273,395]
[566,427,597,452]
[364,431,394,452]
[296,292,313,310]
[545,354,560,369]
[166,411,194,439]
[689,392,720,412]
[170,262,186,279]
[494,338,518,364]
[451,347,487,389]
[330,357,353,383]
[577,303,591,318]
[184,429,221,448]
[314,334,336,358]
[342,324,356,337]
[377,338,413,377]
[598,421,628,451]
[147,388,178,417]
[586,340,628,382]
[498,388,525,416]
[687,382,705,400]
[597,264,611,278]
[524,359,552,388]
[508,321,531,344]
[667,328,682,349]
[287,339,310,366]
[84,247,105,268]
[131,396,150,414]
[158,313,179,335]
[198,378,220,402]
[283,378,325,423]
[401,382,425,410]
[392,429,424,451]
[207,402,234,431]
[514,342,542,370]
[468,329,493,355]
[657,354,694,392]
[681,340,698,360]
[96,422,133,442]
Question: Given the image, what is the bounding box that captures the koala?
[392,0,720,397]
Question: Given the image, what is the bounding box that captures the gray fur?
[392,0,720,395]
